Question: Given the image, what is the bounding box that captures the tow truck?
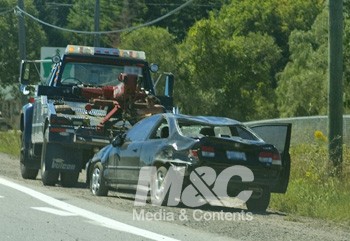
[19,45,174,187]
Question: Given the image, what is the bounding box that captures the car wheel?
[90,162,108,196]
[41,128,59,186]
[60,171,79,188]
[246,187,271,212]
[151,166,169,206]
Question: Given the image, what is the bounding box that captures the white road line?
[0,178,179,241]
[31,207,77,217]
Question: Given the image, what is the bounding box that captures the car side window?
[125,115,161,141]
[150,119,169,139]
[234,125,259,141]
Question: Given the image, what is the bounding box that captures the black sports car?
[86,113,291,211]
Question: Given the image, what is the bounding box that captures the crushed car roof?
[162,113,242,126]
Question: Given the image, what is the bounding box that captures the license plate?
[226,151,246,161]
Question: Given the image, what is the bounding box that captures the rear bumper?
[184,162,282,192]
[47,126,111,147]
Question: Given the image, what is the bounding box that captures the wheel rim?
[91,167,101,194]
[154,169,165,200]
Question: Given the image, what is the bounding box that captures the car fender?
[86,145,117,183]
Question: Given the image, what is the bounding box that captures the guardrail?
[245,115,350,146]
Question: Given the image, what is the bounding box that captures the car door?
[117,141,143,183]
[116,115,162,183]
[139,119,170,167]
[247,123,292,193]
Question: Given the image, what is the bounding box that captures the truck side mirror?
[19,60,30,85]
[150,63,159,73]
[164,73,174,97]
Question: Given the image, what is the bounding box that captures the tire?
[20,134,38,180]
[246,187,271,212]
[41,127,59,186]
[90,162,108,196]
[151,166,169,206]
[41,159,59,186]
[60,171,79,188]
[20,162,38,180]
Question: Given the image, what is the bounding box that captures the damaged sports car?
[86,113,291,212]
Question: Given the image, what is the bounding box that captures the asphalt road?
[0,153,349,241]
[0,177,237,241]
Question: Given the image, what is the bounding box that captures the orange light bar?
[65,45,146,60]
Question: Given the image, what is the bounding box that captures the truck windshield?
[59,62,142,87]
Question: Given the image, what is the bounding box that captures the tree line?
[1,0,350,121]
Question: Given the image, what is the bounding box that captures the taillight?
[189,149,198,159]
[188,149,199,163]
[201,146,215,157]
[50,115,71,125]
[50,127,66,133]
[28,97,35,103]
[259,151,281,165]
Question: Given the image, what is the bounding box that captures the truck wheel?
[90,162,108,196]
[246,187,271,212]
[60,172,79,188]
[41,128,59,186]
[41,160,59,186]
[20,162,38,180]
[151,166,169,206]
[20,134,38,180]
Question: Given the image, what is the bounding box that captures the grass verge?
[270,136,350,224]
[0,130,21,157]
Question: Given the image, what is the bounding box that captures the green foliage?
[119,27,177,73]
[276,10,329,117]
[218,0,324,70]
[119,27,177,95]
[0,0,47,85]
[277,5,350,117]
[270,142,350,223]
[65,0,125,46]
[177,15,281,120]
[33,0,71,46]
[143,0,227,41]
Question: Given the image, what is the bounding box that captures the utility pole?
[18,0,26,60]
[328,0,343,175]
[94,0,100,47]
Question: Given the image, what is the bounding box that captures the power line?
[14,0,194,35]
[44,2,217,8]
[145,3,220,7]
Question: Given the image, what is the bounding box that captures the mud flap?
[43,143,82,172]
